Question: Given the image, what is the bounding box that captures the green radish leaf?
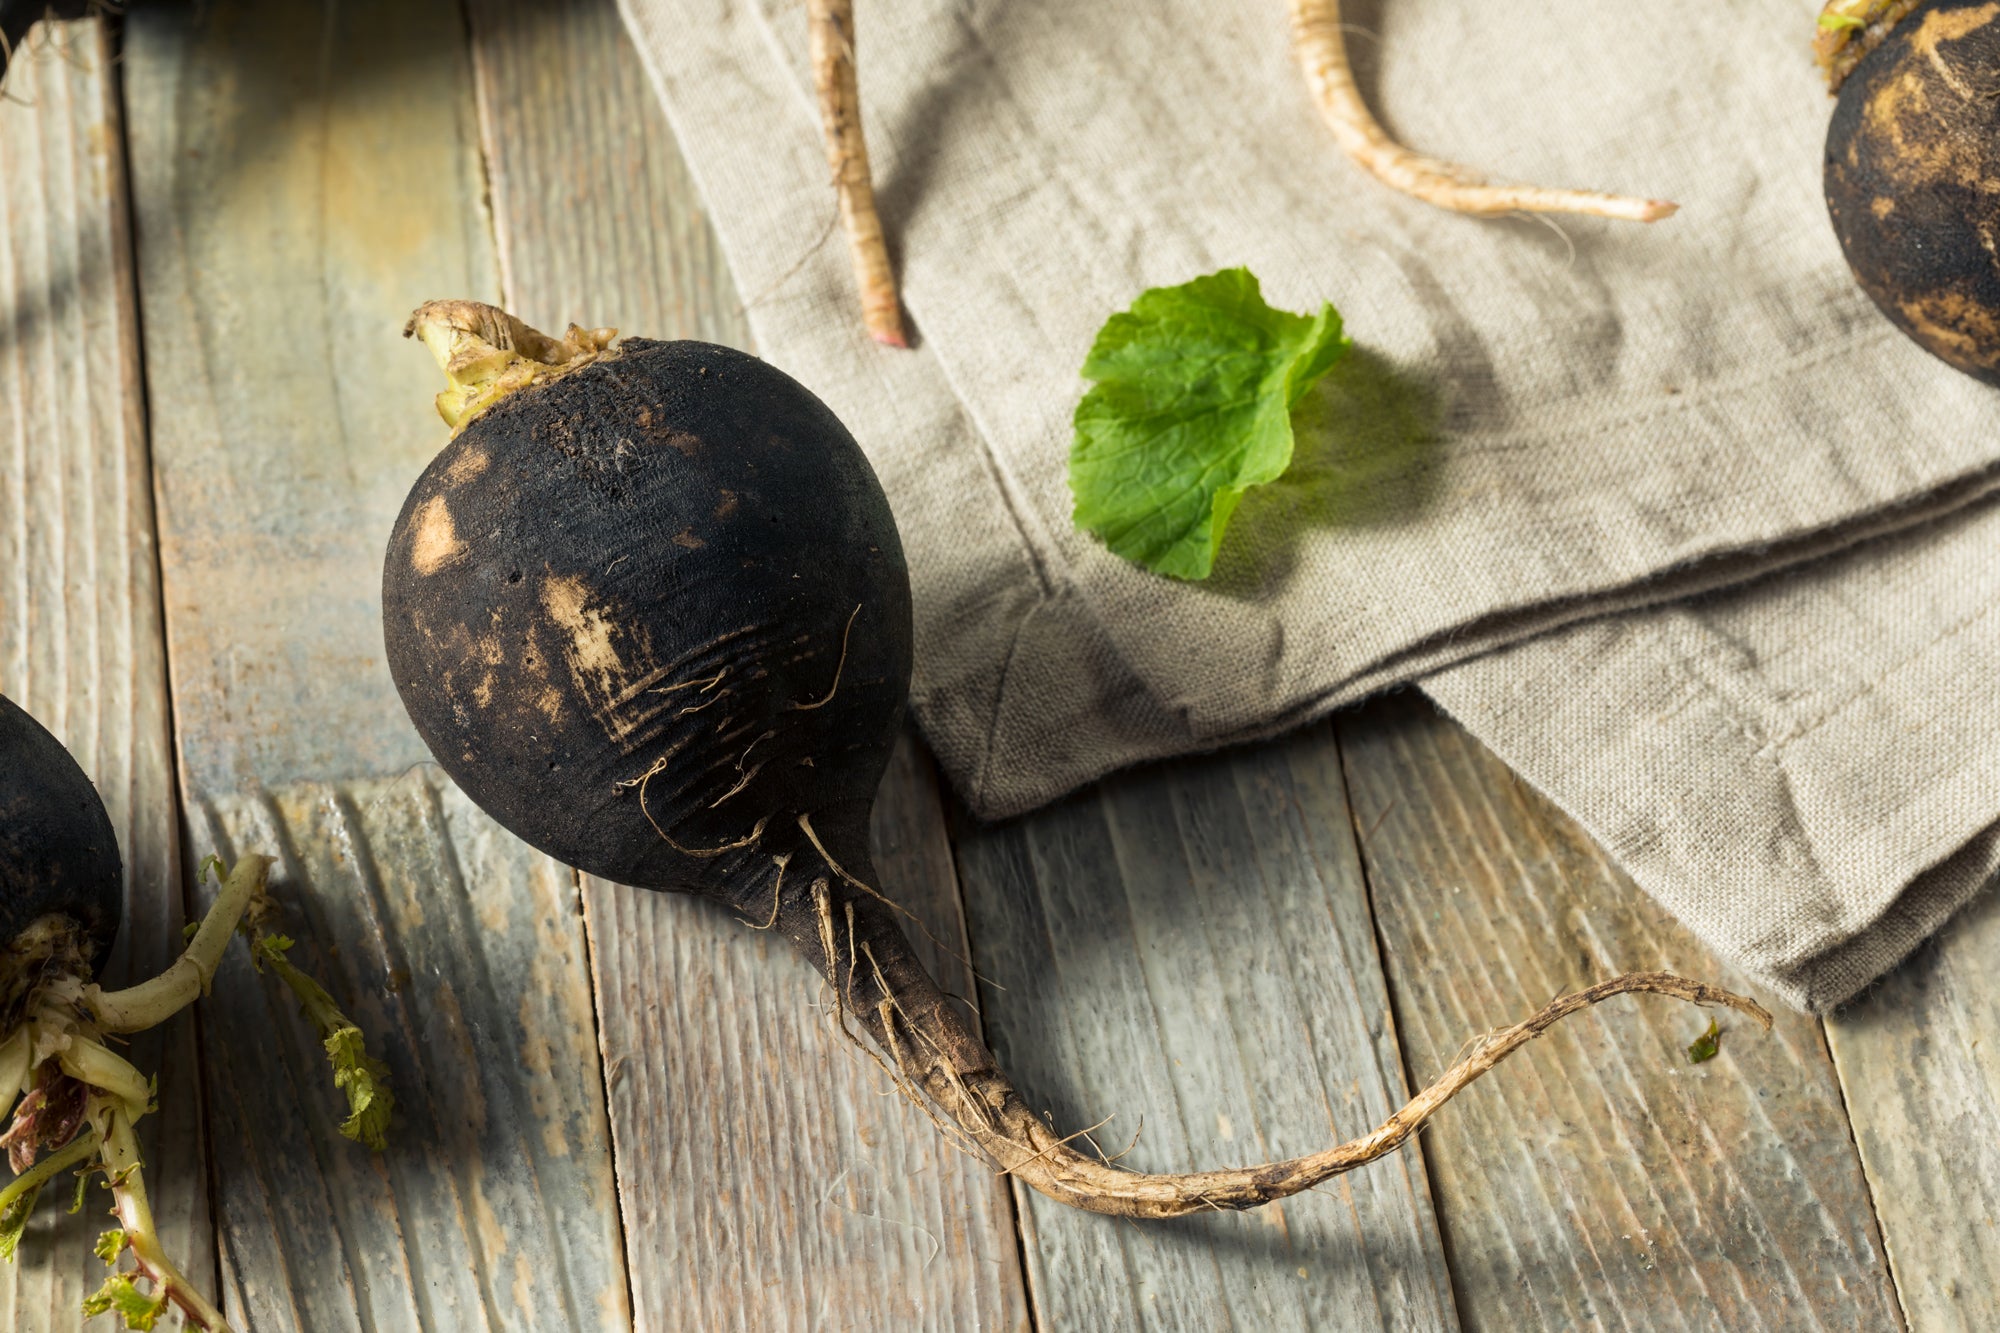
[0,1182,41,1261]
[1069,267,1350,579]
[325,1025,396,1151]
[1686,1017,1722,1064]
[82,1273,168,1329]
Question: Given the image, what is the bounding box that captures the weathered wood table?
[2,5,1992,1329]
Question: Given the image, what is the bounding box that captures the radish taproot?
[0,694,391,1331]
[384,300,1771,1219]
[1822,0,2000,381]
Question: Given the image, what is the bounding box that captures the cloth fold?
[617,0,2000,1009]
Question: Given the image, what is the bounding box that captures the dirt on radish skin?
[384,300,1773,1220]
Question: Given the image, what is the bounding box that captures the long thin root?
[918,968,1767,1219]
[808,0,908,346]
[1288,0,1676,222]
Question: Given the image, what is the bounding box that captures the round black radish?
[0,693,121,971]
[1825,0,2000,384]
[382,317,911,908]
[384,302,1770,1224]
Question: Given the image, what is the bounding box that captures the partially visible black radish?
[384,301,1769,1219]
[0,695,390,1331]
[1824,0,2000,382]
[0,694,121,1001]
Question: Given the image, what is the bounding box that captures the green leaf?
[1686,1018,1722,1064]
[94,1229,127,1265]
[1069,267,1350,579]
[325,1025,396,1152]
[82,1274,168,1329]
[195,854,225,886]
[0,1182,42,1262]
[1817,12,1864,30]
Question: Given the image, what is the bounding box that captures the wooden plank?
[1338,692,1902,1332]
[0,20,211,1330]
[460,2,1032,1323]
[584,734,1031,1331]
[121,2,627,1328]
[952,724,1460,1331]
[464,0,741,345]
[1824,888,2000,1332]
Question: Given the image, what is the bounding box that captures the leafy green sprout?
[1686,1017,1722,1064]
[0,853,396,1329]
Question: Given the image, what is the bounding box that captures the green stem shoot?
[52,1032,150,1118]
[90,1097,233,1332]
[0,1128,99,1260]
[245,932,395,1150]
[87,855,273,1034]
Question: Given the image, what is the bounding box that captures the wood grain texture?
[189,779,624,1332]
[1339,692,1901,1332]
[1825,885,2000,1332]
[461,5,1031,1321]
[122,1,626,1327]
[952,725,1459,1332]
[584,733,1032,1331]
[465,0,741,345]
[0,19,210,1328]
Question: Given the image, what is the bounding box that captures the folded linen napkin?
[616,0,2000,1008]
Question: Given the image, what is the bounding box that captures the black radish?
[1823,0,2000,382]
[383,300,1770,1219]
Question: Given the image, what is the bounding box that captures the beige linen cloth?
[617,0,2000,1010]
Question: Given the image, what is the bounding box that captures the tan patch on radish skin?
[410,495,468,575]
[1860,11,2000,195]
[444,446,490,484]
[1910,2,2000,98]
[1899,288,2000,367]
[540,573,656,739]
[542,575,625,678]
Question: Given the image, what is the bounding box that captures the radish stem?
[92,1098,234,1332]
[86,854,272,1034]
[0,1127,97,1255]
[809,0,908,347]
[1287,0,1677,222]
[1814,0,1921,91]
[53,1033,150,1117]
